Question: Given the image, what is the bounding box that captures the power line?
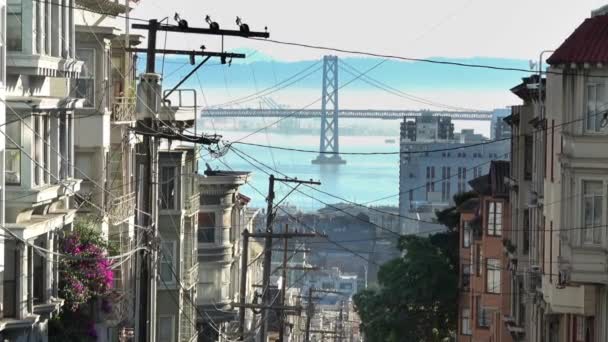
[245,37,608,78]
[229,136,511,155]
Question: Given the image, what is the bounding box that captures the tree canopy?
[353,191,475,342]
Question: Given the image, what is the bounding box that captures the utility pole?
[238,229,250,341]
[134,19,160,342]
[278,224,289,342]
[130,18,268,342]
[305,287,314,342]
[260,175,321,342]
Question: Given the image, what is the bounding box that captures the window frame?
[487,201,503,236]
[5,117,22,185]
[486,258,501,294]
[159,240,177,285]
[160,165,179,210]
[74,48,96,108]
[158,315,175,342]
[585,81,606,134]
[461,308,472,335]
[581,180,603,245]
[463,221,471,248]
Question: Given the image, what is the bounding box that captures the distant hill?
[140,54,530,92]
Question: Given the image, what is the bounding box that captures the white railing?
[108,192,136,225]
[185,193,200,216]
[112,96,136,122]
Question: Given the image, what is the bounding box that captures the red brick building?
[457,161,513,342]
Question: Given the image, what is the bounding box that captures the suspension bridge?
[200,56,495,164]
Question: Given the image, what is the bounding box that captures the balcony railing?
[180,296,197,342]
[185,193,200,216]
[183,264,198,290]
[112,97,136,122]
[108,192,136,225]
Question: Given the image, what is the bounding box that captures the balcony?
[112,97,137,122]
[180,295,198,342]
[183,264,198,290]
[108,192,136,225]
[185,193,200,217]
[542,278,596,316]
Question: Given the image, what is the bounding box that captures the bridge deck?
[201,108,493,120]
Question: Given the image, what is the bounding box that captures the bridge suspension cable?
[338,60,484,112]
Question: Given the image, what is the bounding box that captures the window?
[582,181,602,244]
[6,119,21,185]
[321,282,334,289]
[476,302,492,328]
[486,258,501,294]
[339,283,353,290]
[158,315,175,342]
[524,135,533,180]
[74,48,96,107]
[160,166,177,209]
[0,3,5,84]
[475,245,482,276]
[462,264,471,290]
[160,241,176,284]
[461,308,472,335]
[7,0,21,51]
[574,316,594,342]
[586,82,606,133]
[523,209,530,254]
[463,222,471,248]
[487,202,503,236]
[198,212,216,243]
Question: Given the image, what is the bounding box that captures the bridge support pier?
[312,55,346,165]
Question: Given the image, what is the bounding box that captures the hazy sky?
[131,0,604,61]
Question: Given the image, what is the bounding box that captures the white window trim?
[579,178,605,246]
[487,201,503,236]
[160,240,177,287]
[158,315,175,342]
[486,258,501,294]
[159,165,180,211]
[584,81,607,134]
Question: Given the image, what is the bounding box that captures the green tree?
[353,191,475,342]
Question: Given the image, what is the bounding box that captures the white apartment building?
[197,169,251,342]
[536,6,608,341]
[2,0,83,340]
[71,2,141,339]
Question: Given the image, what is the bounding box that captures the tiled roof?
[547,14,608,65]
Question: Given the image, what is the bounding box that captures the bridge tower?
[312,55,346,164]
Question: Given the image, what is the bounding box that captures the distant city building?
[398,114,509,235]
[491,108,512,140]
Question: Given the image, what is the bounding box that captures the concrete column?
[35,0,42,54]
[69,0,75,58]
[61,0,68,58]
[53,233,59,297]
[46,0,52,55]
[45,232,54,303]
[16,241,28,319]
[51,0,61,57]
[28,245,34,312]
[69,113,74,178]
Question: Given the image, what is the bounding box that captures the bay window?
[582,180,602,245]
[159,241,176,284]
[7,0,21,51]
[586,82,606,133]
[6,118,21,185]
[160,166,177,209]
[73,48,96,107]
